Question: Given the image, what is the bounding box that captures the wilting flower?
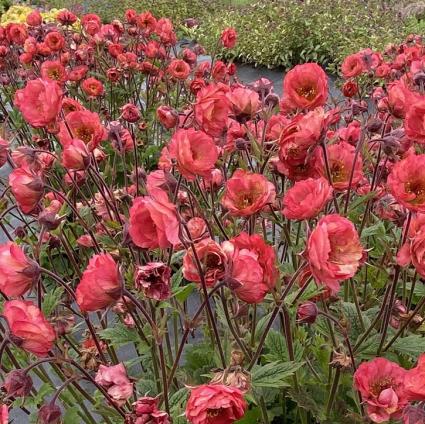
[76,253,122,312]
[9,166,44,214]
[129,188,180,249]
[354,357,407,423]
[134,262,171,301]
[168,129,219,180]
[220,28,237,48]
[403,405,425,424]
[58,110,107,151]
[388,154,425,212]
[306,214,363,294]
[282,177,333,220]
[95,364,133,406]
[0,242,39,297]
[14,78,63,128]
[3,369,33,397]
[134,396,170,423]
[405,101,425,143]
[185,384,247,424]
[221,169,276,217]
[3,300,56,357]
[296,301,318,324]
[183,238,227,287]
[194,83,230,137]
[282,63,328,110]
[121,103,141,123]
[325,141,364,191]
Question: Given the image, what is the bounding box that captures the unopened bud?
[296,301,318,324]
[3,370,33,397]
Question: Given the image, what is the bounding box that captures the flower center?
[406,179,425,204]
[370,377,394,397]
[75,126,93,144]
[296,85,317,101]
[331,161,347,182]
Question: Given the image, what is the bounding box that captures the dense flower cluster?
[0,4,424,423]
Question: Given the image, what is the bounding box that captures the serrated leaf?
[391,335,425,358]
[63,406,80,424]
[42,287,64,316]
[99,322,139,346]
[252,361,304,388]
[173,283,195,302]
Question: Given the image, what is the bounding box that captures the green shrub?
[43,0,411,70]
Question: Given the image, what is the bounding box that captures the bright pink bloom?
[306,214,363,294]
[76,253,122,312]
[167,59,190,80]
[95,364,133,407]
[282,177,333,220]
[282,63,328,110]
[226,87,260,121]
[405,101,425,143]
[341,53,365,78]
[26,10,42,26]
[221,169,276,217]
[156,105,178,129]
[81,77,104,98]
[14,79,62,128]
[0,242,39,297]
[388,154,425,212]
[354,357,408,423]
[3,300,56,357]
[186,384,247,424]
[169,129,219,180]
[129,188,180,249]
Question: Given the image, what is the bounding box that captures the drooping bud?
[38,403,62,424]
[3,370,33,397]
[296,301,318,324]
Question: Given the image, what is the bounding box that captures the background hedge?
[36,0,425,70]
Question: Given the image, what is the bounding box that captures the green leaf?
[63,407,80,424]
[42,287,64,316]
[236,407,261,423]
[173,283,195,302]
[391,335,425,358]
[252,361,304,388]
[99,322,139,346]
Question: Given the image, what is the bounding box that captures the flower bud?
[264,93,279,108]
[3,370,33,397]
[38,403,62,424]
[367,118,382,133]
[296,301,318,324]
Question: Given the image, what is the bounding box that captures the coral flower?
[194,83,230,137]
[0,242,39,297]
[40,61,68,84]
[282,177,333,220]
[354,357,407,423]
[3,300,56,357]
[76,253,122,312]
[95,364,133,407]
[185,384,246,424]
[167,59,191,80]
[82,77,104,98]
[405,100,425,143]
[226,87,260,121]
[9,166,44,214]
[183,238,227,287]
[325,141,364,191]
[221,169,276,217]
[168,129,219,180]
[129,188,180,249]
[388,154,425,212]
[282,63,328,110]
[306,214,363,293]
[405,353,425,401]
[341,53,365,78]
[14,78,63,128]
[58,110,107,151]
[220,28,237,48]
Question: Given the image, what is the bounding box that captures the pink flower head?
[354,357,408,423]
[95,364,133,406]
[134,262,171,301]
[306,214,363,294]
[282,177,333,220]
